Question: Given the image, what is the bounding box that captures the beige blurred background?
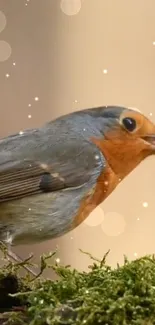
[0,0,155,276]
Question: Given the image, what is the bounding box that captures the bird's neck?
[92,137,149,180]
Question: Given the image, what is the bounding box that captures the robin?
[0,105,155,275]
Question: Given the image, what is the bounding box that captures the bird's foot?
[7,249,37,277]
[0,241,37,277]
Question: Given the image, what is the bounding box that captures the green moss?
[0,250,155,324]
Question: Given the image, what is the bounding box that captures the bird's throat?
[91,137,149,180]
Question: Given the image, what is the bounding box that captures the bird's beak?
[141,135,155,150]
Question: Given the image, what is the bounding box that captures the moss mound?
[0,250,155,324]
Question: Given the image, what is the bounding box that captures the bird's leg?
[6,249,37,276]
[0,241,37,276]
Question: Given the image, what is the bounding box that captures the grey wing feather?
[0,127,105,202]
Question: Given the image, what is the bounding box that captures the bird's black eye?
[122,117,137,132]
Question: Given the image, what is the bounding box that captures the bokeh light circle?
[84,206,104,227]
[60,0,81,16]
[101,211,126,236]
[0,11,6,33]
[0,41,12,62]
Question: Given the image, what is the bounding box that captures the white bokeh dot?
[101,211,126,236]
[0,41,12,62]
[0,11,6,33]
[84,206,104,227]
[143,202,148,208]
[55,258,60,263]
[60,0,81,16]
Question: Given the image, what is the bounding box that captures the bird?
[0,105,155,275]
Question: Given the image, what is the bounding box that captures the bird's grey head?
[70,105,133,136]
[72,105,155,139]
[47,105,155,154]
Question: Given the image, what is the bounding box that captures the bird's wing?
[0,131,105,202]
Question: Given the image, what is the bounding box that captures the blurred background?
[0,0,155,277]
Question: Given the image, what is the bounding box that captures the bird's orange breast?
[72,161,119,229]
